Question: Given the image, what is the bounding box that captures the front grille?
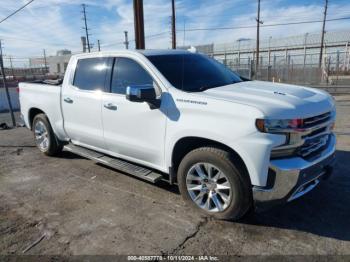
[307,126,327,137]
[298,111,333,158]
[303,112,332,128]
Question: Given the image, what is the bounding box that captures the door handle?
[104,103,118,110]
[64,97,73,103]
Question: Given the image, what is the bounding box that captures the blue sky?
[0,0,349,66]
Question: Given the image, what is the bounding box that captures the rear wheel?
[33,114,63,156]
[177,147,252,220]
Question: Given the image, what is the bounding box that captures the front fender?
[166,130,284,187]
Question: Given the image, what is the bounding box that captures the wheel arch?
[170,136,251,185]
[28,107,46,130]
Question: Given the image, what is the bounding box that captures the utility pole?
[303,33,309,69]
[43,49,48,75]
[124,31,129,49]
[319,0,328,68]
[268,36,272,66]
[9,56,15,79]
[255,0,263,75]
[171,0,176,49]
[133,0,145,49]
[0,40,16,127]
[97,40,101,51]
[182,18,186,46]
[82,4,91,53]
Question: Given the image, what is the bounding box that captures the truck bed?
[19,82,64,138]
[27,79,63,86]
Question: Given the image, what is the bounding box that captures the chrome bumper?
[253,133,336,212]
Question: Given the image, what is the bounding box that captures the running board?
[64,144,163,183]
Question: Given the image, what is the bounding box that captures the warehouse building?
[29,49,72,76]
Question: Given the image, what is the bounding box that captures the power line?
[0,0,35,25]
[179,16,350,32]
[177,10,350,20]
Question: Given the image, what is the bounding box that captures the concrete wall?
[0,88,20,112]
[47,54,72,76]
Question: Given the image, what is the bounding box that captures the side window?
[111,57,153,94]
[73,57,110,91]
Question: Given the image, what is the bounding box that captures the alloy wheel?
[186,162,232,212]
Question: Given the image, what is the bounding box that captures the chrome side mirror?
[126,85,160,109]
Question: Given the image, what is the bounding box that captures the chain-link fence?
[197,31,350,87]
[211,46,350,86]
[215,48,350,86]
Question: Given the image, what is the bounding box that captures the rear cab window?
[73,57,112,92]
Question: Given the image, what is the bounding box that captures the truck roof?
[138,49,191,56]
[71,49,192,60]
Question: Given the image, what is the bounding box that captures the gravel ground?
[0,95,350,256]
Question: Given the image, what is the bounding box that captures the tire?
[177,147,252,220]
[32,113,63,156]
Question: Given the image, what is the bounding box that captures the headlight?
[256,118,304,159]
[255,118,304,133]
[257,110,335,159]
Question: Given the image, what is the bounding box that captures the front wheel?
[177,147,252,220]
[33,114,63,156]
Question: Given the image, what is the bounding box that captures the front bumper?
[253,133,336,212]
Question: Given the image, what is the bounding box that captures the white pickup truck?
[19,50,336,220]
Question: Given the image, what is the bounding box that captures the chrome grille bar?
[299,135,329,157]
[303,112,331,126]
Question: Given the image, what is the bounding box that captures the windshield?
[146,53,243,92]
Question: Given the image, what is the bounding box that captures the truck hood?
[202,81,335,119]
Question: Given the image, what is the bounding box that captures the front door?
[101,57,167,169]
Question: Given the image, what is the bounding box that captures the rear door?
[62,57,112,150]
[101,57,167,169]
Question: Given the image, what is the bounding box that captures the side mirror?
[126,85,160,109]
